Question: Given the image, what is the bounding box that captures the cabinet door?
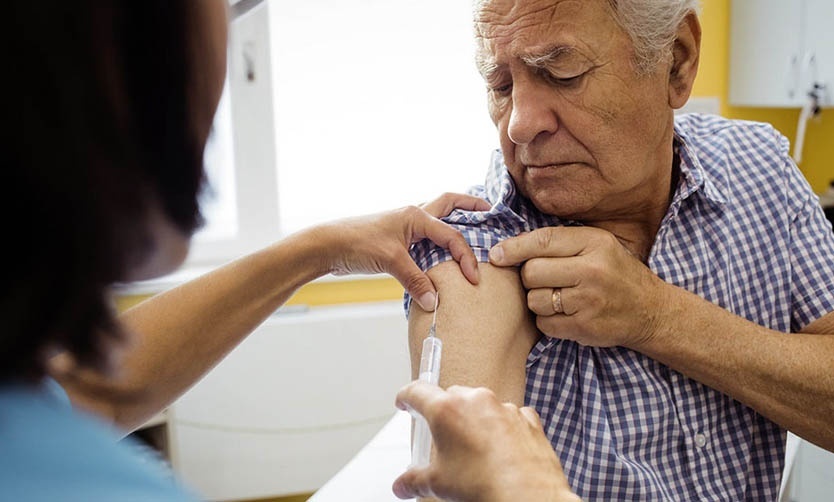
[729,0,804,107]
[803,0,834,107]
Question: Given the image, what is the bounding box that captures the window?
[187,0,497,268]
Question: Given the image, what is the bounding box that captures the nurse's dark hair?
[3,2,208,382]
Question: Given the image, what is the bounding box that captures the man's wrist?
[631,277,677,353]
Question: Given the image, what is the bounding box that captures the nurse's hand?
[392,382,580,502]
[315,193,490,311]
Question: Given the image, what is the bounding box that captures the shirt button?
[695,433,707,448]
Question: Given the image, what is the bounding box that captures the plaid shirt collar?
[674,121,728,207]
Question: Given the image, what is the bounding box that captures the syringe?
[411,294,442,468]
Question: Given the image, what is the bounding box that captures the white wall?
[168,301,411,500]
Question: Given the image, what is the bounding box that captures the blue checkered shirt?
[405,114,834,500]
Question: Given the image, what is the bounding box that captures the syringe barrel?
[419,336,442,384]
[412,415,432,467]
[411,336,442,467]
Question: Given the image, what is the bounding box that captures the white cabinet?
[729,0,833,107]
[166,302,412,501]
[803,0,834,107]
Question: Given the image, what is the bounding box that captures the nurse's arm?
[53,228,341,433]
[51,195,489,433]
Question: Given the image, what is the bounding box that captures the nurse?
[3,1,578,501]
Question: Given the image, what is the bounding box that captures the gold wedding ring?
[551,288,564,315]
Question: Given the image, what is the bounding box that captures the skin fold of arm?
[408,260,539,408]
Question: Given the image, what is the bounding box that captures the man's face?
[476,0,677,222]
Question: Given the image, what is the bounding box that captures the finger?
[528,288,557,316]
[519,406,545,431]
[518,255,583,289]
[535,313,583,342]
[396,381,447,419]
[412,212,481,285]
[385,251,439,311]
[489,227,594,266]
[392,467,436,499]
[421,192,491,217]
[527,284,580,316]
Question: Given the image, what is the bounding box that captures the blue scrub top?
[0,378,199,501]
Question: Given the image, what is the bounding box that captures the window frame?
[185,0,280,267]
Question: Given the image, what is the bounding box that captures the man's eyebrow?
[521,45,579,68]
[476,45,580,79]
[475,52,500,80]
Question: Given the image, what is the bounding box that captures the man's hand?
[393,382,579,502]
[488,226,670,349]
[316,193,490,311]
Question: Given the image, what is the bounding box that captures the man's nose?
[507,79,559,145]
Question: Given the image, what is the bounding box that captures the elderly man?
[405,0,834,499]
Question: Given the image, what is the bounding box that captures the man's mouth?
[524,162,575,170]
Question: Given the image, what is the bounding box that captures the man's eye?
[543,71,585,87]
[489,83,513,96]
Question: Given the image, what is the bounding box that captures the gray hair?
[607,0,701,73]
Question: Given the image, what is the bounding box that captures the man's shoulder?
[674,113,789,158]
[674,113,797,199]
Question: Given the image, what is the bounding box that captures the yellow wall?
[693,0,833,193]
[115,276,404,312]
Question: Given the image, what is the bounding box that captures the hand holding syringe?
[410,294,442,468]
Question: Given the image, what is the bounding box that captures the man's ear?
[668,12,701,109]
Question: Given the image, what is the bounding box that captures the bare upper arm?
[408,261,539,406]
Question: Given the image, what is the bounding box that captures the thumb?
[393,467,436,499]
[489,228,582,266]
[520,406,546,431]
[388,252,438,311]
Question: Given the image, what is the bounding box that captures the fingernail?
[489,245,504,263]
[392,479,408,498]
[418,292,437,312]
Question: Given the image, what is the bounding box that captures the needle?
[429,293,439,338]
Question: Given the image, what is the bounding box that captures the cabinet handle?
[803,52,818,93]
[786,54,799,100]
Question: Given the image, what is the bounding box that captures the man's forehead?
[474,0,613,62]
[474,0,597,31]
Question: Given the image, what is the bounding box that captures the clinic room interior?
[74,0,833,501]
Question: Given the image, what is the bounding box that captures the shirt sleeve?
[403,184,524,315]
[787,161,834,331]
[402,148,556,316]
[402,150,564,316]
